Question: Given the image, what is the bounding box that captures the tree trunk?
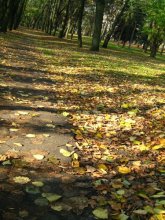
[129,23,136,48]
[102,32,111,48]
[59,0,71,38]
[160,43,164,55]
[117,25,125,46]
[150,39,159,58]
[102,0,129,48]
[77,0,86,47]
[91,0,105,51]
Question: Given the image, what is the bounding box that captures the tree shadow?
[0,152,164,219]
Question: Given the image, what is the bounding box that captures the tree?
[77,0,86,47]
[0,0,27,32]
[91,0,105,51]
[143,0,165,58]
[58,0,71,38]
[102,0,129,48]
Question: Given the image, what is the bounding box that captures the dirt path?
[0,29,87,220]
[0,29,75,163]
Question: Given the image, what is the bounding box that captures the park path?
[0,29,88,220]
[0,29,75,163]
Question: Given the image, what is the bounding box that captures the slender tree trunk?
[65,19,71,38]
[129,23,136,48]
[143,40,149,53]
[91,0,105,51]
[102,32,111,48]
[102,0,129,48]
[13,0,27,30]
[160,43,164,55]
[117,25,125,46]
[77,0,86,47]
[59,0,71,38]
[100,22,108,41]
[150,38,159,58]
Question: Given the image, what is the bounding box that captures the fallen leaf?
[60,149,73,157]
[32,181,44,187]
[10,128,19,132]
[93,207,108,219]
[71,160,80,168]
[33,154,44,160]
[14,143,23,147]
[98,164,108,174]
[118,213,129,220]
[34,198,48,206]
[42,193,62,202]
[17,111,29,115]
[133,209,147,215]
[26,134,36,138]
[118,166,131,174]
[25,186,40,194]
[13,176,31,184]
[51,205,63,211]
[62,112,69,117]
[19,210,29,218]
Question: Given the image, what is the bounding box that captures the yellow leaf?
[159,138,165,145]
[98,164,108,174]
[132,161,141,166]
[14,143,23,147]
[152,145,164,150]
[139,145,149,151]
[13,176,31,184]
[121,103,129,108]
[105,115,110,120]
[10,128,19,132]
[62,112,69,117]
[72,153,79,160]
[150,214,165,220]
[26,134,36,138]
[74,167,86,175]
[96,132,103,139]
[60,149,73,157]
[118,166,131,174]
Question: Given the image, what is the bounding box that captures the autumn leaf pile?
[0,29,164,219]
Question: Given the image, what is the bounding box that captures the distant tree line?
[0,0,165,58]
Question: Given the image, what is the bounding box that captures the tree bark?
[58,0,71,38]
[77,0,86,47]
[129,23,136,48]
[150,39,159,58]
[91,0,105,51]
[102,0,129,48]
[160,43,164,55]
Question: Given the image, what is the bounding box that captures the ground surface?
[0,28,165,220]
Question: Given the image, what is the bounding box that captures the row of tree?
[0,0,27,32]
[0,0,165,58]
